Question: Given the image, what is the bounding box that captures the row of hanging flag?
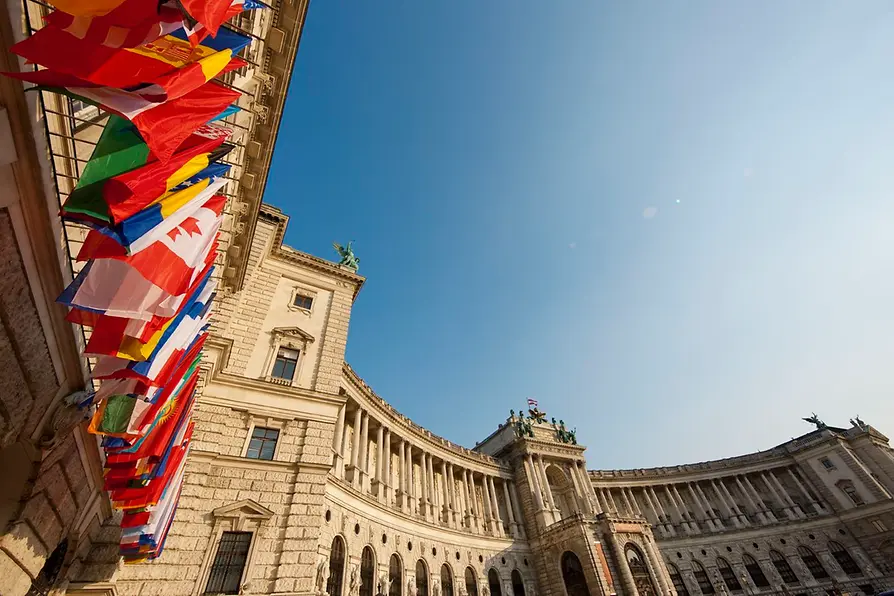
[4,0,265,563]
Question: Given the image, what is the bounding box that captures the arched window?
[667,563,690,596]
[361,546,376,596]
[417,560,429,596]
[797,546,828,580]
[465,567,478,596]
[829,541,862,576]
[769,550,799,585]
[716,558,742,592]
[742,554,769,588]
[389,554,403,596]
[488,568,502,596]
[511,570,525,596]
[691,560,715,595]
[327,537,347,596]
[625,544,656,596]
[545,466,577,520]
[560,551,590,596]
[441,564,454,596]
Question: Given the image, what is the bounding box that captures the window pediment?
[271,326,315,345]
[212,499,275,523]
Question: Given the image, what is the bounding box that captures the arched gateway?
[561,551,590,596]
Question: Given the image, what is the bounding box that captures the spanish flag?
[11,25,250,88]
[48,0,131,17]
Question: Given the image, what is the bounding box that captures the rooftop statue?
[802,412,827,430]
[333,241,360,271]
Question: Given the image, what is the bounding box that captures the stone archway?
[546,466,577,520]
[625,543,656,596]
[561,551,591,596]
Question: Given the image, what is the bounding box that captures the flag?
[75,193,224,292]
[15,69,240,160]
[99,176,229,254]
[527,398,538,407]
[68,256,215,344]
[127,51,247,104]
[10,25,251,88]
[171,161,230,191]
[58,218,219,320]
[47,0,131,17]
[180,0,265,46]
[210,103,240,122]
[63,124,230,226]
[178,0,257,40]
[44,2,184,48]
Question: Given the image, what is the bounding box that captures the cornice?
[260,205,365,299]
[342,363,511,475]
[191,449,331,473]
[227,0,311,291]
[326,475,523,549]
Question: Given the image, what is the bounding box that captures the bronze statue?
[333,241,360,270]
[802,413,827,430]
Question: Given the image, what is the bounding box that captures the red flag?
[178,0,233,38]
[44,1,183,48]
[77,194,225,296]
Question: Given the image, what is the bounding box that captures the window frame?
[829,541,862,576]
[742,554,770,588]
[245,426,280,461]
[193,500,274,596]
[271,347,300,382]
[717,557,743,592]
[241,417,286,461]
[691,560,715,595]
[797,546,829,581]
[204,531,253,594]
[288,286,317,313]
[667,563,690,596]
[836,480,865,506]
[769,550,800,585]
[820,457,836,471]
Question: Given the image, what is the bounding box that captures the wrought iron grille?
[205,531,252,594]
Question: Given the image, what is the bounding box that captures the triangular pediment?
[272,326,315,343]
[212,499,274,520]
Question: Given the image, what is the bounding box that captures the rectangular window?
[820,457,835,470]
[293,294,313,310]
[205,531,252,594]
[246,427,279,461]
[842,484,865,506]
[871,519,887,532]
[271,348,299,381]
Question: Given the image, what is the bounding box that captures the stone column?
[665,486,688,532]
[761,472,794,519]
[788,468,820,514]
[428,455,439,520]
[643,539,672,596]
[469,473,482,532]
[735,476,767,524]
[769,470,803,518]
[687,484,713,530]
[718,478,748,525]
[575,462,599,513]
[711,479,742,528]
[627,487,642,515]
[508,481,526,539]
[619,488,634,516]
[461,469,473,530]
[566,464,588,514]
[537,455,558,512]
[606,488,620,514]
[640,486,662,533]
[524,455,545,510]
[407,444,416,515]
[743,475,776,522]
[358,412,369,491]
[399,439,407,512]
[421,452,430,520]
[375,424,385,501]
[672,485,697,532]
[649,487,675,536]
[488,477,503,536]
[333,404,346,475]
[441,460,450,524]
[383,429,392,507]
[480,474,494,533]
[596,488,611,513]
[502,480,517,535]
[447,463,458,527]
[350,408,362,483]
[610,534,639,596]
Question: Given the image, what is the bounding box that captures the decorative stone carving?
[349,564,361,596]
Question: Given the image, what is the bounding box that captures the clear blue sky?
[265,2,894,468]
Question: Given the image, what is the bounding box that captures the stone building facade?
[1,0,893,595]
[66,205,894,596]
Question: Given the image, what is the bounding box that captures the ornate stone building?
[64,205,892,596]
[1,0,893,595]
